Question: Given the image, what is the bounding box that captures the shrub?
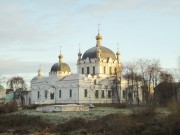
[0,114,51,133]
[56,117,86,133]
[167,99,180,114]
[163,112,180,135]
[0,100,18,114]
[114,103,127,108]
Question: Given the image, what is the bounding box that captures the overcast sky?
[0,0,180,86]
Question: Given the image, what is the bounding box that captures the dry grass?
[167,99,180,113]
[0,105,180,135]
[0,114,51,134]
[0,101,18,114]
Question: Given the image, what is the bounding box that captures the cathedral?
[28,31,142,105]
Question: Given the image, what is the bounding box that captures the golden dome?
[96,33,103,40]
[38,68,42,76]
[116,50,120,55]
[97,47,101,53]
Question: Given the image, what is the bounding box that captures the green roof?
[5,93,14,100]
[0,85,5,90]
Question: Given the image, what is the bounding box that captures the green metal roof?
[5,93,14,100]
[0,85,5,90]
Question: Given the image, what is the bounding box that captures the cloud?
[143,0,180,17]
[79,0,180,17]
[0,57,77,74]
[0,0,80,49]
[0,58,51,74]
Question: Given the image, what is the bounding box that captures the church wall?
[55,82,79,104]
[78,79,114,104]
[77,59,100,76]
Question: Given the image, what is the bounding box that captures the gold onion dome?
[51,63,71,73]
[97,47,101,53]
[96,32,103,40]
[59,53,63,60]
[116,50,120,55]
[51,47,71,73]
[78,51,82,56]
[82,31,116,60]
[38,67,42,76]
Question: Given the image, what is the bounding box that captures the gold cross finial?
[117,43,119,51]
[98,24,101,34]
[79,43,81,52]
[60,45,62,53]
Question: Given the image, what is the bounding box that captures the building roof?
[82,46,116,60]
[0,85,5,90]
[51,62,71,73]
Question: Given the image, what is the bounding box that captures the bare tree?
[7,76,27,106]
[137,59,150,104]
[137,59,161,105]
[122,62,137,105]
[159,71,174,83]
[134,73,143,106]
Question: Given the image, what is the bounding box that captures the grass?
[11,107,131,124]
[0,106,177,135]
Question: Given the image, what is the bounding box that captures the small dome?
[78,52,82,56]
[31,76,42,81]
[38,68,42,76]
[116,50,120,55]
[51,62,71,73]
[82,46,116,60]
[96,33,103,40]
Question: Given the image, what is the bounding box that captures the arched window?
[101,90,105,98]
[70,89,72,98]
[45,90,48,98]
[104,66,106,74]
[93,66,95,75]
[114,67,117,75]
[82,68,84,74]
[84,89,88,97]
[109,67,112,75]
[38,91,40,99]
[87,67,89,74]
[59,90,61,98]
[50,93,54,100]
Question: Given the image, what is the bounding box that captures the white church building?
[27,31,143,105]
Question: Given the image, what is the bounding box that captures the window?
[93,66,95,75]
[115,67,117,75]
[109,67,112,75]
[87,67,89,74]
[123,90,126,98]
[70,89,72,98]
[50,93,54,99]
[108,91,111,98]
[104,66,106,74]
[38,91,40,99]
[101,90,105,98]
[95,90,99,98]
[59,90,61,98]
[84,89,88,97]
[45,90,48,98]
[29,98,31,105]
[82,68,84,74]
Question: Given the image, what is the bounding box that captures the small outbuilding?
[154,82,180,105]
[36,104,89,112]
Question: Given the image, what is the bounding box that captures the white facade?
[28,32,142,105]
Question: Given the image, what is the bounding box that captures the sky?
[0,0,180,87]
